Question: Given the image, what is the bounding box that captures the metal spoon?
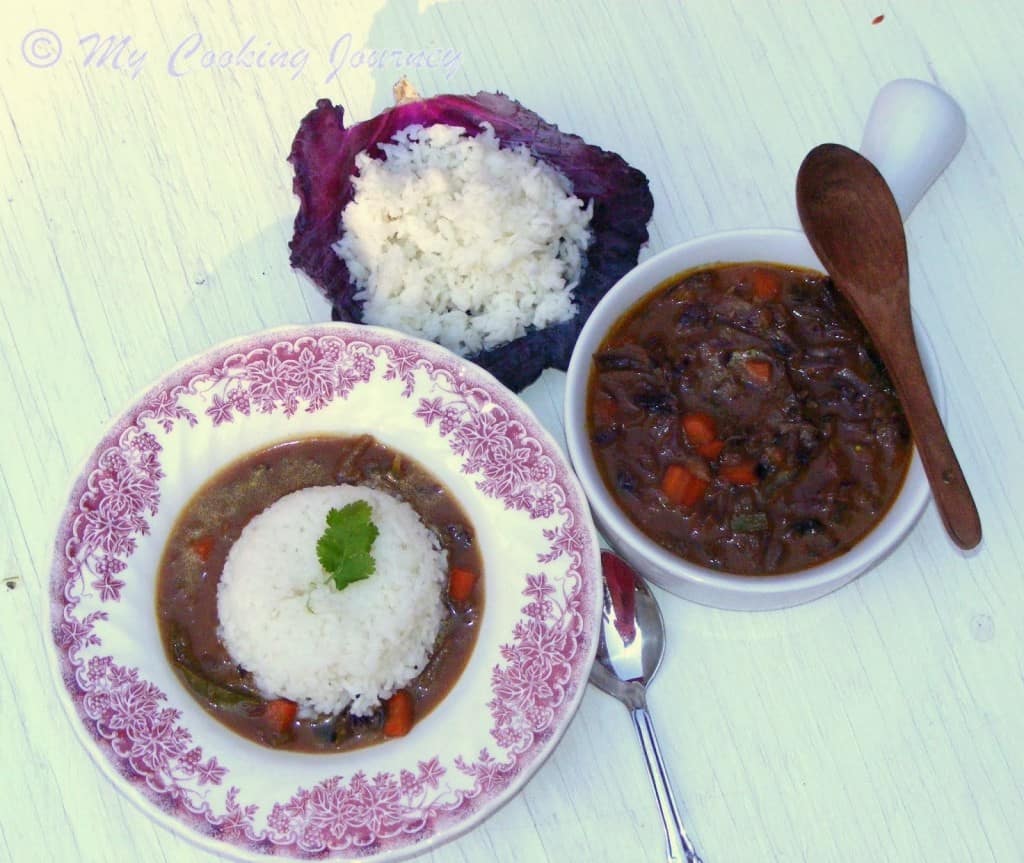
[796,144,981,549]
[590,550,704,863]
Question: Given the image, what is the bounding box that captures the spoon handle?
[630,705,704,863]
[859,79,966,221]
[880,317,982,549]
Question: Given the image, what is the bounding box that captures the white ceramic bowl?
[564,228,940,611]
[48,323,602,861]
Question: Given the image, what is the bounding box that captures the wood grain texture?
[2,1,1022,862]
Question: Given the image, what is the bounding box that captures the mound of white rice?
[216,485,447,718]
[334,122,594,356]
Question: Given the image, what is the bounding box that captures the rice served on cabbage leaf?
[335,122,593,357]
[288,89,653,391]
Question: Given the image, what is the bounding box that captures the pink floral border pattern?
[50,327,598,859]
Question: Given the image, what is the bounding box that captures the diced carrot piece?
[383,689,414,738]
[661,464,709,508]
[681,412,717,446]
[744,359,773,385]
[448,567,479,603]
[661,464,690,502]
[720,461,760,486]
[752,269,782,301]
[263,699,298,734]
[697,439,725,460]
[190,536,215,563]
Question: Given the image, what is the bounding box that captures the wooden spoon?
[796,143,981,549]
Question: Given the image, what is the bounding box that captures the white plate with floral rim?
[47,322,602,861]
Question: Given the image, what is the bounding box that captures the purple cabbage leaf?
[288,92,653,392]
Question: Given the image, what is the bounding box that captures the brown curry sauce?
[587,263,912,575]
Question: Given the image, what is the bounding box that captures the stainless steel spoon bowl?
[590,550,704,863]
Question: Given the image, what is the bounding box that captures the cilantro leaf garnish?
[316,502,378,591]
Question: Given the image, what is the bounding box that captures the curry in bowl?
[586,262,911,575]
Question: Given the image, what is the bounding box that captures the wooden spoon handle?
[882,321,982,549]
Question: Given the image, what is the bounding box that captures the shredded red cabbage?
[288,92,653,391]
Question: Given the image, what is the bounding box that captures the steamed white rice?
[216,485,447,718]
[334,122,594,356]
